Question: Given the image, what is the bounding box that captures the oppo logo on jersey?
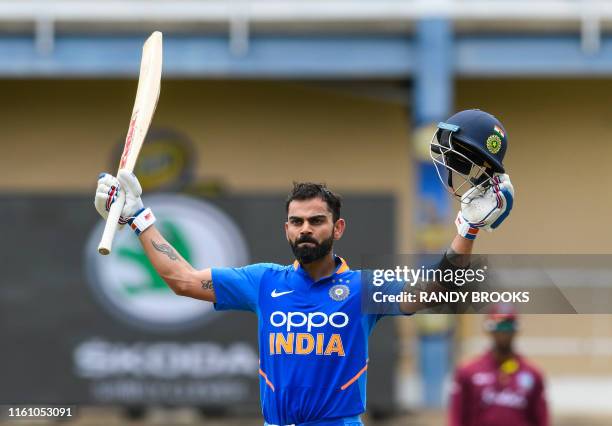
[270,311,349,332]
[268,311,348,356]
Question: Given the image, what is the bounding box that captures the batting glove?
[94,171,154,235]
[455,174,514,240]
[117,170,156,235]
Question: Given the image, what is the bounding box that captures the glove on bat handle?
[97,188,127,255]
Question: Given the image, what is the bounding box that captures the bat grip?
[97,189,127,255]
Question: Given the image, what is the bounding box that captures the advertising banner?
[0,193,397,414]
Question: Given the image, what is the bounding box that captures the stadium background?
[1,1,612,424]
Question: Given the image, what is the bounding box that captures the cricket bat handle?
[97,188,127,255]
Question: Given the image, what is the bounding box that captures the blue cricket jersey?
[211,255,392,426]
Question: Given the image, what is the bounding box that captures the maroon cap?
[484,303,518,332]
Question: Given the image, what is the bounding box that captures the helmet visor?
[430,128,494,202]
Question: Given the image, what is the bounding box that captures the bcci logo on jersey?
[85,194,249,332]
[268,311,348,356]
[329,284,349,301]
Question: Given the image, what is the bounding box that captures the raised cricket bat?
[98,31,163,255]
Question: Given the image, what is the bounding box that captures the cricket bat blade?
[98,31,163,255]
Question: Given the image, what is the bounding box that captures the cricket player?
[449,304,549,426]
[94,109,514,425]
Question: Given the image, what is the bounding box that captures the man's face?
[491,330,515,355]
[285,197,345,264]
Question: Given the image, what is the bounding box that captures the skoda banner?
[0,193,397,415]
[85,194,248,332]
[78,194,254,406]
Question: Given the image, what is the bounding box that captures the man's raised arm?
[399,174,514,314]
[94,171,215,302]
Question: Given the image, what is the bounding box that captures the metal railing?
[0,1,611,23]
[0,1,609,55]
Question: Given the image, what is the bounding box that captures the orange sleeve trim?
[340,363,368,390]
[259,368,275,392]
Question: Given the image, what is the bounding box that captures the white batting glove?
[94,171,147,231]
[116,170,156,235]
[455,174,514,240]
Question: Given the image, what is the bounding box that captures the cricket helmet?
[430,109,508,201]
[484,303,518,332]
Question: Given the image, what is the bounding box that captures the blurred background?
[1,0,612,425]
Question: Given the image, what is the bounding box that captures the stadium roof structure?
[1,0,612,77]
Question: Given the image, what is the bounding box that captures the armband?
[436,250,471,290]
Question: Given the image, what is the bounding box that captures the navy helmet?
[430,109,508,200]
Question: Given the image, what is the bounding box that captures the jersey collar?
[485,350,522,368]
[292,255,350,281]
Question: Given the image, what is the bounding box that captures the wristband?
[436,250,471,290]
[455,211,479,240]
[127,207,156,236]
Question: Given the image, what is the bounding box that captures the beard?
[493,335,514,357]
[496,343,513,357]
[290,234,334,264]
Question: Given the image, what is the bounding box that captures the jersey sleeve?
[363,269,413,317]
[527,371,550,426]
[449,367,470,426]
[211,263,274,312]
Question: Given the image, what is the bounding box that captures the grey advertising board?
[0,193,398,415]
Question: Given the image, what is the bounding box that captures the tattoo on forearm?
[151,240,178,261]
[201,280,214,293]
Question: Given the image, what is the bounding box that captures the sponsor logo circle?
[517,371,534,390]
[329,284,350,301]
[85,194,249,332]
[112,128,196,192]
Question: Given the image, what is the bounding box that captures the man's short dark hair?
[286,182,342,223]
